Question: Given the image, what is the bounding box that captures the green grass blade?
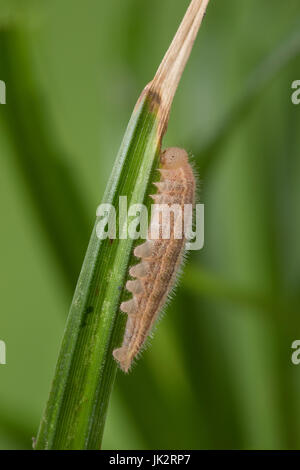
[35,93,161,450]
[35,0,210,450]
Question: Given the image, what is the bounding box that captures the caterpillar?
[113,147,196,372]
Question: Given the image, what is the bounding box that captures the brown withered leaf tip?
[136,0,210,140]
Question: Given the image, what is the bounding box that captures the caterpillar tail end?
[113,347,132,373]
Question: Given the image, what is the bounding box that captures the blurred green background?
[1,0,300,450]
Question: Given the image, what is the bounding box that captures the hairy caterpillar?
[113,147,196,372]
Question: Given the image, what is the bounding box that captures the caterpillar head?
[161,147,188,169]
